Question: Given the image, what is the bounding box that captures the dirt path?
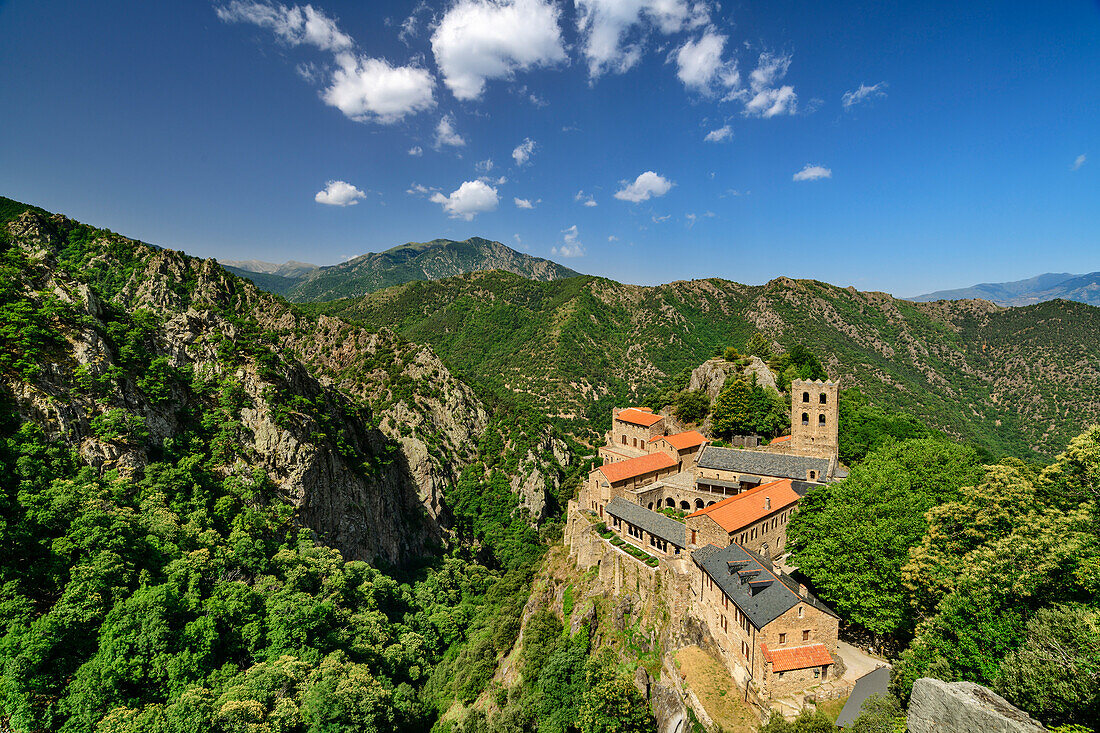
[837,640,890,681]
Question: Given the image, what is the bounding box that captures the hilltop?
[910,271,1100,307]
[313,270,1100,458]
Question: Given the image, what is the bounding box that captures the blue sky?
[1,0,1097,295]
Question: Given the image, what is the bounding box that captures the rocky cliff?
[2,210,499,566]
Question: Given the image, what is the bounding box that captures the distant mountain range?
[221,237,581,300]
[909,272,1100,307]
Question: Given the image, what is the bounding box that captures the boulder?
[907,678,1046,733]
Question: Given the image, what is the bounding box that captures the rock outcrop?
[688,356,778,401]
[907,678,1047,733]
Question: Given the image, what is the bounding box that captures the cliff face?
[2,210,494,566]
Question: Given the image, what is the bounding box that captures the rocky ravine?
[4,211,565,563]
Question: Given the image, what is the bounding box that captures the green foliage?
[90,409,150,445]
[577,649,654,733]
[759,708,835,733]
[674,388,710,424]
[711,375,787,439]
[745,332,772,359]
[847,693,905,733]
[838,388,933,464]
[787,438,984,635]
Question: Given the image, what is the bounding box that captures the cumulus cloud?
[842,81,887,110]
[675,28,739,94]
[740,52,797,118]
[792,164,831,181]
[514,197,536,209]
[434,114,466,148]
[408,145,423,156]
[704,124,732,142]
[315,180,366,206]
[552,224,586,258]
[430,180,499,219]
[1072,154,1087,171]
[216,1,353,51]
[431,0,567,101]
[575,190,598,207]
[575,0,709,78]
[322,53,436,123]
[614,171,673,202]
[512,137,537,166]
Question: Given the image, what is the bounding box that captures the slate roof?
[616,408,664,427]
[691,543,838,629]
[597,452,678,483]
[696,446,830,482]
[606,497,687,547]
[686,479,801,533]
[836,667,891,727]
[760,642,834,672]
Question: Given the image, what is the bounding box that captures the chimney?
[764,496,771,511]
[798,583,807,597]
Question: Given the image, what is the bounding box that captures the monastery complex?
[567,379,850,705]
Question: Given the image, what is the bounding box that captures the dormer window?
[809,470,816,480]
[802,391,810,403]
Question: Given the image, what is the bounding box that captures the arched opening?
[707,501,716,507]
[809,470,816,480]
[802,391,810,403]
[819,414,826,426]
[819,392,827,404]
[695,498,704,509]
[801,412,809,425]
[680,501,690,511]
[665,497,675,508]
[648,502,654,510]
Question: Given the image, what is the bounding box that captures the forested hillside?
[0,198,633,732]
[315,271,1100,458]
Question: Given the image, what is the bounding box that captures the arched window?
[801,412,809,425]
[648,502,654,510]
[819,392,827,404]
[695,498,704,509]
[819,414,826,426]
[802,391,810,403]
[666,497,675,508]
[680,500,690,511]
[809,470,816,480]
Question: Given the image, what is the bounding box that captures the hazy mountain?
[218,259,319,278]
[287,237,581,302]
[315,271,1100,459]
[909,272,1100,306]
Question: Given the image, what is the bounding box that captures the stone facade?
[790,379,839,461]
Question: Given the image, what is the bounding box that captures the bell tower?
[790,379,839,461]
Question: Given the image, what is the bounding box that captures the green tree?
[712,379,753,437]
[848,693,905,733]
[577,650,653,733]
[674,389,710,424]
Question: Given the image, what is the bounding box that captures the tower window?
[819,393,827,404]
[801,412,809,425]
[819,414,826,426]
[802,391,810,403]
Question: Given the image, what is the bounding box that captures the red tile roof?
[650,431,708,450]
[760,643,834,672]
[686,479,800,533]
[616,408,665,427]
[598,451,678,483]
[770,435,792,443]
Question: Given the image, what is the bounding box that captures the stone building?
[647,430,708,466]
[606,497,688,558]
[584,451,679,518]
[695,445,834,489]
[789,379,839,461]
[691,543,840,699]
[684,479,806,557]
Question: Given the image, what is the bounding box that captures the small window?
[819,392,827,404]
[809,471,816,480]
[778,671,784,679]
[798,606,804,618]
[814,668,821,679]
[801,412,809,426]
[819,414,826,426]
[802,391,810,403]
[622,435,627,445]
[803,630,810,641]
[779,633,786,644]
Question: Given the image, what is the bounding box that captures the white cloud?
[408,145,423,156]
[216,2,353,51]
[575,0,708,78]
[1072,154,1087,171]
[842,81,887,110]
[431,0,567,101]
[476,158,494,173]
[434,114,467,148]
[575,190,598,207]
[514,197,536,209]
[614,171,673,202]
[608,235,618,242]
[792,164,831,182]
[652,213,671,223]
[740,52,797,118]
[704,124,732,142]
[512,137,537,166]
[675,28,739,94]
[315,180,366,206]
[323,53,436,123]
[430,180,500,219]
[552,224,586,257]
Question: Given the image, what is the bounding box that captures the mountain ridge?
[909,271,1100,307]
